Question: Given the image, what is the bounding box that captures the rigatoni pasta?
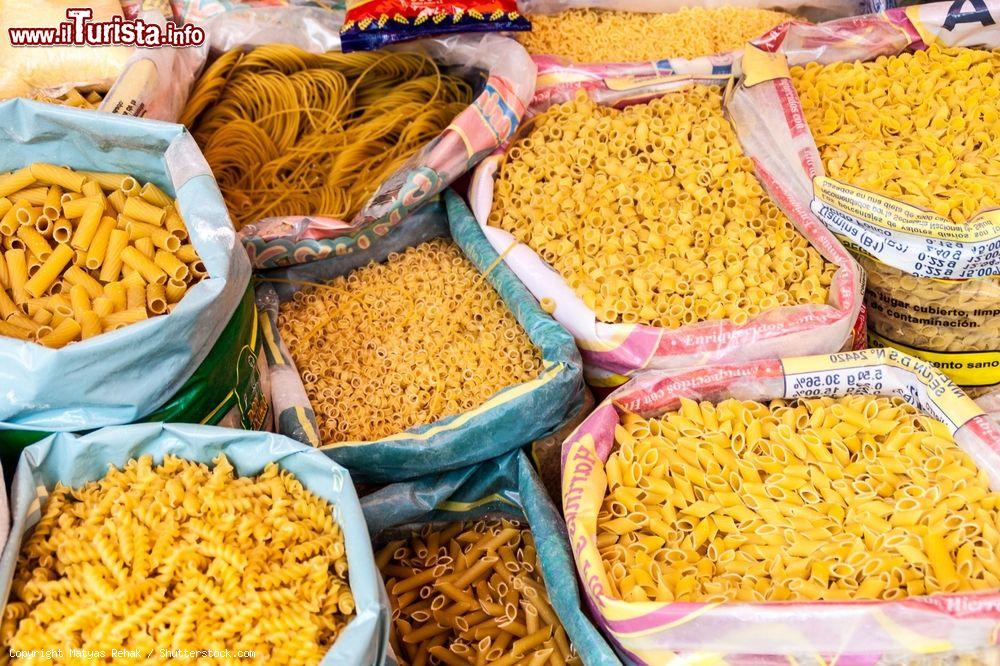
[518,7,794,62]
[0,163,205,348]
[379,519,580,666]
[1,454,354,662]
[598,395,1000,603]
[276,238,543,444]
[490,86,837,329]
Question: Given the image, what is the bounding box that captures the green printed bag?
[257,190,584,483]
[361,449,620,666]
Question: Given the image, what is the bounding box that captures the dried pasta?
[490,87,837,328]
[181,46,473,230]
[379,519,580,666]
[518,7,794,62]
[1,454,354,662]
[599,395,1000,603]
[30,87,104,110]
[276,239,543,444]
[0,164,204,348]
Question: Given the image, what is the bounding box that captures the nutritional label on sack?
[782,348,984,433]
[810,177,1000,280]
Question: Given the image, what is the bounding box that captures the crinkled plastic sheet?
[361,449,620,665]
[0,423,387,665]
[176,5,536,270]
[561,349,1000,665]
[519,0,886,20]
[468,73,863,387]
[0,99,250,431]
[255,191,584,484]
[738,1,1000,391]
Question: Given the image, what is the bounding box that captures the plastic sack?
[0,286,271,456]
[562,348,1000,664]
[0,423,388,665]
[361,448,620,665]
[468,71,864,388]
[341,0,531,52]
[256,190,584,484]
[0,98,251,431]
[170,4,535,271]
[739,1,1000,392]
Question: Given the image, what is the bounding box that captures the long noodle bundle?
[181,46,473,230]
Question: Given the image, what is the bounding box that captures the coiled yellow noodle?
[182,46,473,230]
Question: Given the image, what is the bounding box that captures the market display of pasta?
[1,454,355,661]
[518,7,794,62]
[276,239,543,444]
[490,86,837,329]
[0,163,204,348]
[599,395,1000,602]
[181,46,473,230]
[378,519,580,666]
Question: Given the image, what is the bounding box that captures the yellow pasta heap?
[31,87,103,110]
[491,87,837,328]
[181,46,473,230]
[599,395,1000,603]
[0,163,204,348]
[277,239,543,444]
[792,45,1000,224]
[379,519,580,666]
[518,7,793,62]
[2,455,354,662]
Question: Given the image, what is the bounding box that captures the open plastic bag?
[468,71,863,388]
[736,1,1000,394]
[562,348,1000,664]
[361,448,620,665]
[0,99,251,431]
[0,423,388,665]
[256,190,584,483]
[169,4,536,271]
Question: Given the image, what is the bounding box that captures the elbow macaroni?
[517,7,794,63]
[1,454,354,662]
[276,239,543,445]
[599,395,1000,602]
[379,519,580,666]
[489,86,837,329]
[0,164,205,348]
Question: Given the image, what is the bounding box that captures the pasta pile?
[490,87,837,328]
[518,7,793,62]
[599,395,1000,602]
[2,455,354,661]
[791,45,1000,224]
[0,163,204,348]
[379,519,580,666]
[277,239,543,444]
[181,46,473,230]
[31,88,103,110]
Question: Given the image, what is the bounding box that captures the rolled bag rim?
[0,98,251,429]
[0,422,388,666]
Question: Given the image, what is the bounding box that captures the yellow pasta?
[380,519,580,666]
[0,165,205,347]
[181,47,473,230]
[490,87,837,328]
[1,454,354,662]
[519,7,794,62]
[599,395,1000,602]
[276,239,543,444]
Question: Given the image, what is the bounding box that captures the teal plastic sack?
[0,99,251,430]
[362,449,620,666]
[0,423,388,665]
[257,189,584,483]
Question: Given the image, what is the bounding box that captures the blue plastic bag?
[0,99,251,431]
[0,423,388,665]
[362,449,620,666]
[257,190,584,483]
